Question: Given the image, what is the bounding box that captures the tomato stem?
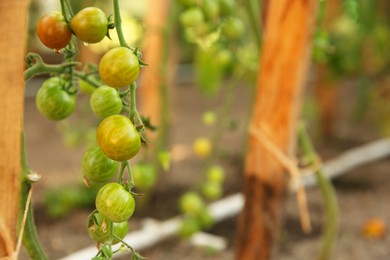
[129,82,144,132]
[113,0,129,48]
[18,134,48,260]
[298,122,339,260]
[24,53,79,82]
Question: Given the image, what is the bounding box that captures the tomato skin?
[179,192,204,215]
[132,163,157,191]
[192,137,212,158]
[96,183,135,222]
[99,47,140,88]
[71,7,108,44]
[179,7,204,27]
[78,79,97,95]
[36,77,75,121]
[222,16,245,40]
[96,115,141,161]
[82,146,118,184]
[206,165,225,183]
[37,11,72,50]
[202,181,222,200]
[88,212,128,244]
[90,86,123,118]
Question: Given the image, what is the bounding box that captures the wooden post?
[138,0,172,131]
[236,1,317,259]
[0,0,29,259]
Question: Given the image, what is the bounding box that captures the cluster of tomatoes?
[177,0,244,65]
[36,6,144,254]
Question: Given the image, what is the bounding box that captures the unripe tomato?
[179,192,204,215]
[196,208,214,228]
[37,11,72,50]
[96,115,141,161]
[215,49,233,67]
[71,7,108,44]
[206,165,225,183]
[218,0,235,16]
[78,79,96,95]
[82,146,118,184]
[88,212,128,244]
[202,0,220,20]
[202,181,222,200]
[36,77,76,121]
[132,163,157,191]
[202,111,216,125]
[179,216,200,238]
[90,86,123,118]
[99,47,140,88]
[179,7,204,27]
[192,137,212,158]
[178,0,197,7]
[222,16,245,40]
[96,183,135,222]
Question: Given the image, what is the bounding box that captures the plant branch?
[298,122,339,260]
[113,0,129,48]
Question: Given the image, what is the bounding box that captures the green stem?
[73,70,101,88]
[244,0,262,47]
[113,0,129,48]
[129,82,144,131]
[126,162,135,190]
[207,70,244,164]
[19,134,48,260]
[298,122,339,260]
[118,161,128,184]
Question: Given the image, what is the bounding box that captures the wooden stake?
[0,0,29,258]
[236,1,318,259]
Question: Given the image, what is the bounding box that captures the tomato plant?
[192,137,212,158]
[95,182,135,223]
[87,211,128,244]
[96,115,141,161]
[36,11,72,50]
[36,77,76,121]
[99,47,140,88]
[90,86,123,118]
[179,7,204,27]
[71,7,108,44]
[82,146,118,184]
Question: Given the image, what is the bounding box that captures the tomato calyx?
[106,14,116,40]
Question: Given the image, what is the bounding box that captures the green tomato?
[95,183,135,222]
[222,16,245,40]
[202,111,216,125]
[218,0,235,16]
[82,146,118,184]
[202,181,222,200]
[71,7,108,44]
[99,47,140,88]
[195,208,214,229]
[90,86,123,118]
[88,212,128,244]
[215,49,233,67]
[96,115,141,161]
[36,77,76,121]
[179,192,204,215]
[178,0,198,7]
[78,79,96,95]
[179,7,204,27]
[206,165,225,183]
[132,163,157,191]
[179,216,200,238]
[202,0,220,20]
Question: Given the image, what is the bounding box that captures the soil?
[19,76,390,260]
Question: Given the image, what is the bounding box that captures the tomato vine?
[22,0,149,259]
